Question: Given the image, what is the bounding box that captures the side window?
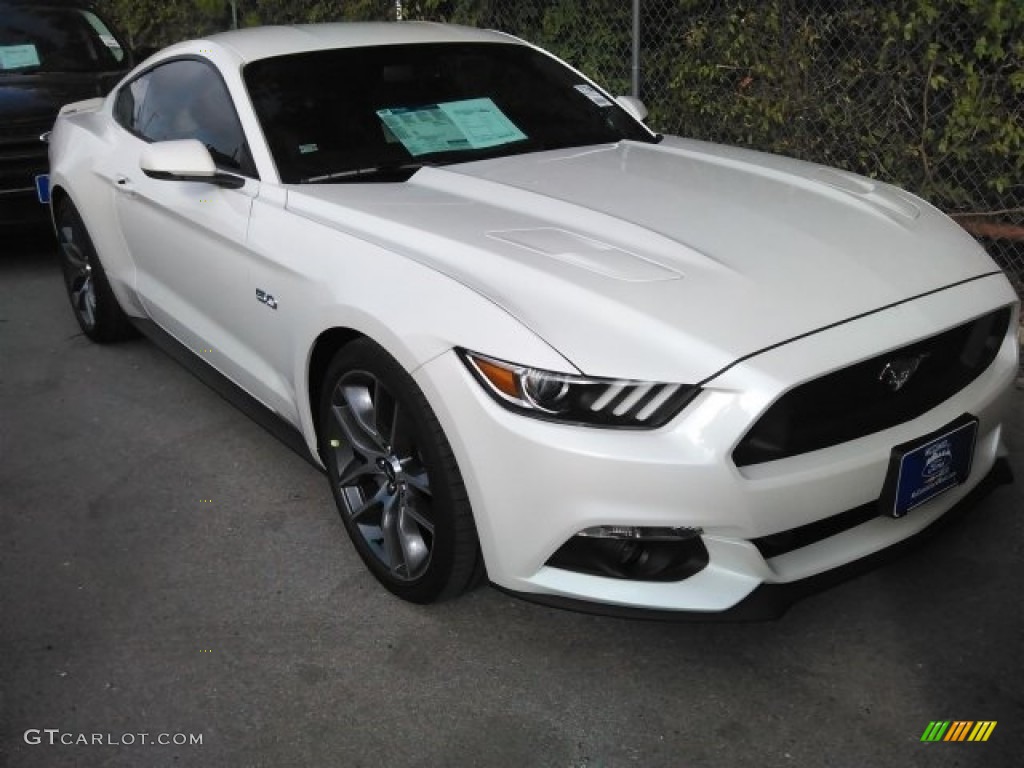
[81,11,126,63]
[114,72,149,129]
[113,59,255,177]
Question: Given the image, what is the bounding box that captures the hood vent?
[488,227,680,282]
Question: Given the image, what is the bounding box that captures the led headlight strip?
[459,349,700,428]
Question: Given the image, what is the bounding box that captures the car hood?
[285,137,999,382]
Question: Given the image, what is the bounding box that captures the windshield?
[0,6,127,74]
[244,42,657,183]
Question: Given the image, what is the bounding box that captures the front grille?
[734,306,1012,466]
[0,116,54,145]
[0,118,52,192]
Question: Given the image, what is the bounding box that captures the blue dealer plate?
[35,174,50,204]
[880,414,978,518]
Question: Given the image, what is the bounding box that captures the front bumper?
[494,457,1013,620]
[414,276,1019,615]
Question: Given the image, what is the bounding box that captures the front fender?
[243,193,576,461]
[49,101,145,317]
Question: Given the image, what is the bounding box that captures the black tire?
[56,199,136,343]
[319,339,483,603]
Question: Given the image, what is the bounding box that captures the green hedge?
[446,0,1023,219]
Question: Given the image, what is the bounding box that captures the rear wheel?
[56,199,135,342]
[319,339,482,603]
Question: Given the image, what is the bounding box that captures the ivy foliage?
[96,1,396,47]
[451,0,1022,216]
[638,0,1023,215]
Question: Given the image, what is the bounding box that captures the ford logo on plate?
[921,439,954,480]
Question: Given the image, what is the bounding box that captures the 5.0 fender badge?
[256,289,278,310]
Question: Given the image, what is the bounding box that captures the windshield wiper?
[301,162,431,183]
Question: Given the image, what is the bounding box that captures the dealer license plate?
[879,414,978,518]
[35,174,50,204]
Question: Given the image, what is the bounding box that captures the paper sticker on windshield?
[0,44,41,70]
[574,84,613,108]
[376,98,527,157]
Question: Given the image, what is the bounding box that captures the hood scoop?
[487,227,681,282]
[814,169,921,221]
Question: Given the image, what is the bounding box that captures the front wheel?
[319,339,482,603]
[55,199,136,342]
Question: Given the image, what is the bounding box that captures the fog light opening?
[547,525,709,582]
[618,539,645,567]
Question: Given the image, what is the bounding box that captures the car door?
[105,57,266,398]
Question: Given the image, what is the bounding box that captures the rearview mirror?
[140,139,244,189]
[615,95,648,122]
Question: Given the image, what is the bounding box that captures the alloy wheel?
[58,223,97,331]
[325,370,435,581]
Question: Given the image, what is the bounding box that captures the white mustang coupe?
[48,23,1019,617]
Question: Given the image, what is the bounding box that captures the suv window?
[114,58,255,176]
[0,6,126,74]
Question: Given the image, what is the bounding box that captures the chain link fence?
[404,0,1023,303]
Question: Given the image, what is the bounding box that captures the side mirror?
[615,95,648,123]
[140,139,244,189]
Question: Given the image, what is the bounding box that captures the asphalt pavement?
[2,226,1022,768]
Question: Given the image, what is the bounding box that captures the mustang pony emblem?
[878,353,929,392]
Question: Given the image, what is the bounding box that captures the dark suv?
[1,0,135,226]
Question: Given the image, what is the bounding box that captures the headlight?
[459,349,700,428]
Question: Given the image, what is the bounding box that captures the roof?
[204,22,519,64]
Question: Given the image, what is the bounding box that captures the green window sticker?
[0,44,41,70]
[574,83,613,108]
[376,98,527,157]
